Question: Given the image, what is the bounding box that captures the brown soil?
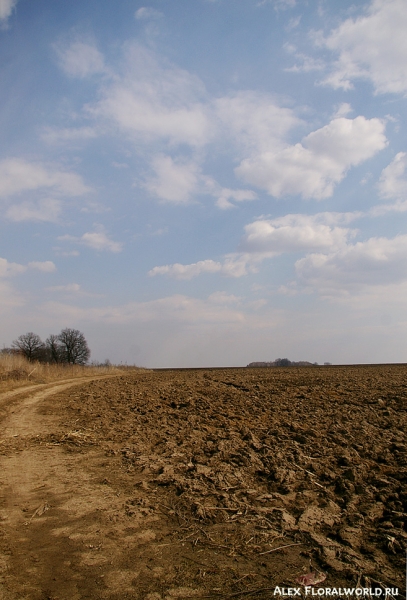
[0,366,406,600]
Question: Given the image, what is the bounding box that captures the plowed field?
[0,365,406,599]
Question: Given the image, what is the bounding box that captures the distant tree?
[274,358,292,367]
[58,328,90,365]
[45,334,64,364]
[12,332,45,362]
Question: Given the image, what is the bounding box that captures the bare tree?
[45,334,63,363]
[58,328,90,365]
[12,332,45,362]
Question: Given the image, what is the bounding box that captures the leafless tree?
[58,328,90,365]
[12,332,45,362]
[45,334,63,363]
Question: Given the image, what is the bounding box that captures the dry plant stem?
[291,463,325,489]
[179,555,220,571]
[258,542,302,555]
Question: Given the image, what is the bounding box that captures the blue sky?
[1,0,407,367]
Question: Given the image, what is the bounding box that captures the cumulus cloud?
[28,261,56,272]
[148,253,265,280]
[320,0,407,95]
[87,53,301,161]
[240,212,358,254]
[56,41,105,78]
[89,44,211,147]
[144,155,200,203]
[0,0,17,24]
[296,234,407,292]
[58,228,122,253]
[0,257,55,276]
[149,259,223,280]
[0,158,90,198]
[149,211,362,280]
[215,91,300,155]
[215,188,257,210]
[369,153,407,215]
[378,152,407,199]
[236,116,387,199]
[0,256,26,277]
[143,155,257,207]
[6,198,62,222]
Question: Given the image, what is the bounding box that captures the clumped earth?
[0,366,406,599]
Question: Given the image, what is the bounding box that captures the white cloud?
[143,155,256,207]
[236,116,387,199]
[296,234,407,293]
[0,257,26,277]
[148,252,263,280]
[56,41,105,78]
[0,158,90,198]
[6,198,62,222]
[135,7,163,20]
[0,0,17,24]
[144,155,199,203]
[284,47,325,74]
[0,257,55,311]
[370,200,407,216]
[378,152,407,199]
[370,152,407,214]
[58,228,122,253]
[333,103,353,118]
[240,212,358,253]
[321,0,407,95]
[216,188,257,210]
[149,211,362,281]
[90,44,211,147]
[0,257,55,276]
[28,261,56,273]
[215,91,300,154]
[0,256,25,312]
[149,259,222,280]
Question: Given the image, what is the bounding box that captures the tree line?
[4,329,91,365]
[247,358,319,367]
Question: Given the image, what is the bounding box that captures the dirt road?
[0,367,406,600]
[0,376,144,599]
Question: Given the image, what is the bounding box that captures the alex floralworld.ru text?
[273,588,399,597]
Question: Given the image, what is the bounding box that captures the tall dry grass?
[0,353,124,392]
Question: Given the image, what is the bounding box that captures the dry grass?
[0,353,127,392]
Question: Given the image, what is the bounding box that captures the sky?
[1,0,407,367]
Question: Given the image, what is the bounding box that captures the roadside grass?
[0,354,132,392]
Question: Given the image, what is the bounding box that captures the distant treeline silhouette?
[247,358,322,367]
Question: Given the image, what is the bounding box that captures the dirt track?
[0,366,406,600]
